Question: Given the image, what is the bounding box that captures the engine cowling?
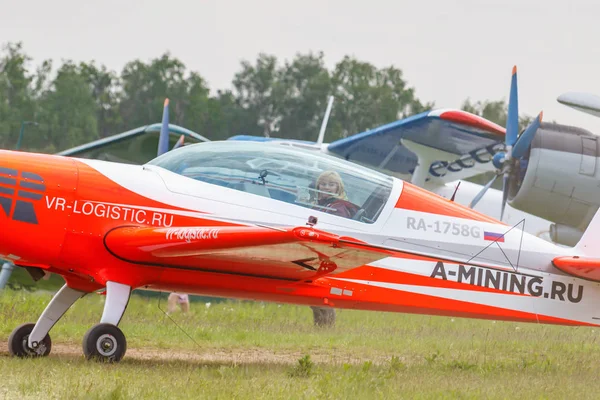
[507,122,600,241]
[549,223,583,247]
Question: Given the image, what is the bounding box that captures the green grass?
[2,289,600,399]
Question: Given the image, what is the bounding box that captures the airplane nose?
[0,149,79,267]
[0,165,45,224]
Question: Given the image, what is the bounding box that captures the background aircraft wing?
[326,109,506,185]
[56,123,210,164]
[104,225,387,281]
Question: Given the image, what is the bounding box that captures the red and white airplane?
[2,90,600,363]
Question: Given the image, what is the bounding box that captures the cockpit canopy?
[147,141,395,223]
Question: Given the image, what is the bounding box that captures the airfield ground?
[1,290,600,399]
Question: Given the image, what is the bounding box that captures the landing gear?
[8,284,85,358]
[8,323,52,357]
[83,323,127,362]
[83,281,131,362]
[311,306,336,327]
[8,280,132,362]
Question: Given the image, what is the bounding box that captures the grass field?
[2,289,600,399]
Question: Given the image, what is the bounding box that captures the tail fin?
[575,207,600,256]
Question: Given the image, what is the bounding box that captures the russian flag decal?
[483,231,505,242]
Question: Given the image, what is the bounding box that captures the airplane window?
[147,141,394,223]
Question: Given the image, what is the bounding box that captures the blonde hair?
[315,170,348,201]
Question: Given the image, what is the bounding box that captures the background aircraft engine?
[549,223,583,247]
[507,122,600,244]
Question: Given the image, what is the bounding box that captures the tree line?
[0,41,530,154]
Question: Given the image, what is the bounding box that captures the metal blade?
[500,173,509,221]
[512,111,543,159]
[506,66,519,147]
[157,98,170,156]
[469,174,498,209]
[172,134,185,150]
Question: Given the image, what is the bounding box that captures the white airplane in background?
[228,67,555,245]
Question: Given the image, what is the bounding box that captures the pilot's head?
[316,170,347,201]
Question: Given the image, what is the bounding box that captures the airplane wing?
[104,225,387,281]
[326,109,506,185]
[552,256,600,282]
[557,92,600,118]
[56,124,210,165]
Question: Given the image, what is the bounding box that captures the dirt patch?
[0,341,393,366]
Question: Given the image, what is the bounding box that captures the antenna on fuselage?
[316,96,334,146]
[450,181,461,202]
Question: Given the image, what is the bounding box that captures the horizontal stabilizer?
[552,256,600,282]
[104,225,385,281]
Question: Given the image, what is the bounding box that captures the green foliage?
[0,40,532,195]
[461,98,534,130]
[37,61,99,151]
[0,41,437,152]
[0,42,37,149]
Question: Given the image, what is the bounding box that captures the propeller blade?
[511,111,543,159]
[172,134,185,150]
[157,98,170,156]
[506,66,519,147]
[500,173,509,221]
[469,174,498,209]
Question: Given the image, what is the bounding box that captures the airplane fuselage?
[1,149,599,328]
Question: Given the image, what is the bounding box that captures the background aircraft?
[557,92,600,118]
[55,117,209,163]
[228,67,600,248]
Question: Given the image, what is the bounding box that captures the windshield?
[147,141,394,223]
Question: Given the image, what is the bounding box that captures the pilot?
[314,170,358,219]
[310,170,359,328]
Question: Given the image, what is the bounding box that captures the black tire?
[82,323,127,362]
[311,306,336,327]
[8,323,52,357]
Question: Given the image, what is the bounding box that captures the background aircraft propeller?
[156,98,187,156]
[468,66,543,220]
[172,134,185,150]
[157,98,172,156]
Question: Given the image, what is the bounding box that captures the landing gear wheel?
[311,307,336,327]
[83,323,127,362]
[8,323,52,357]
